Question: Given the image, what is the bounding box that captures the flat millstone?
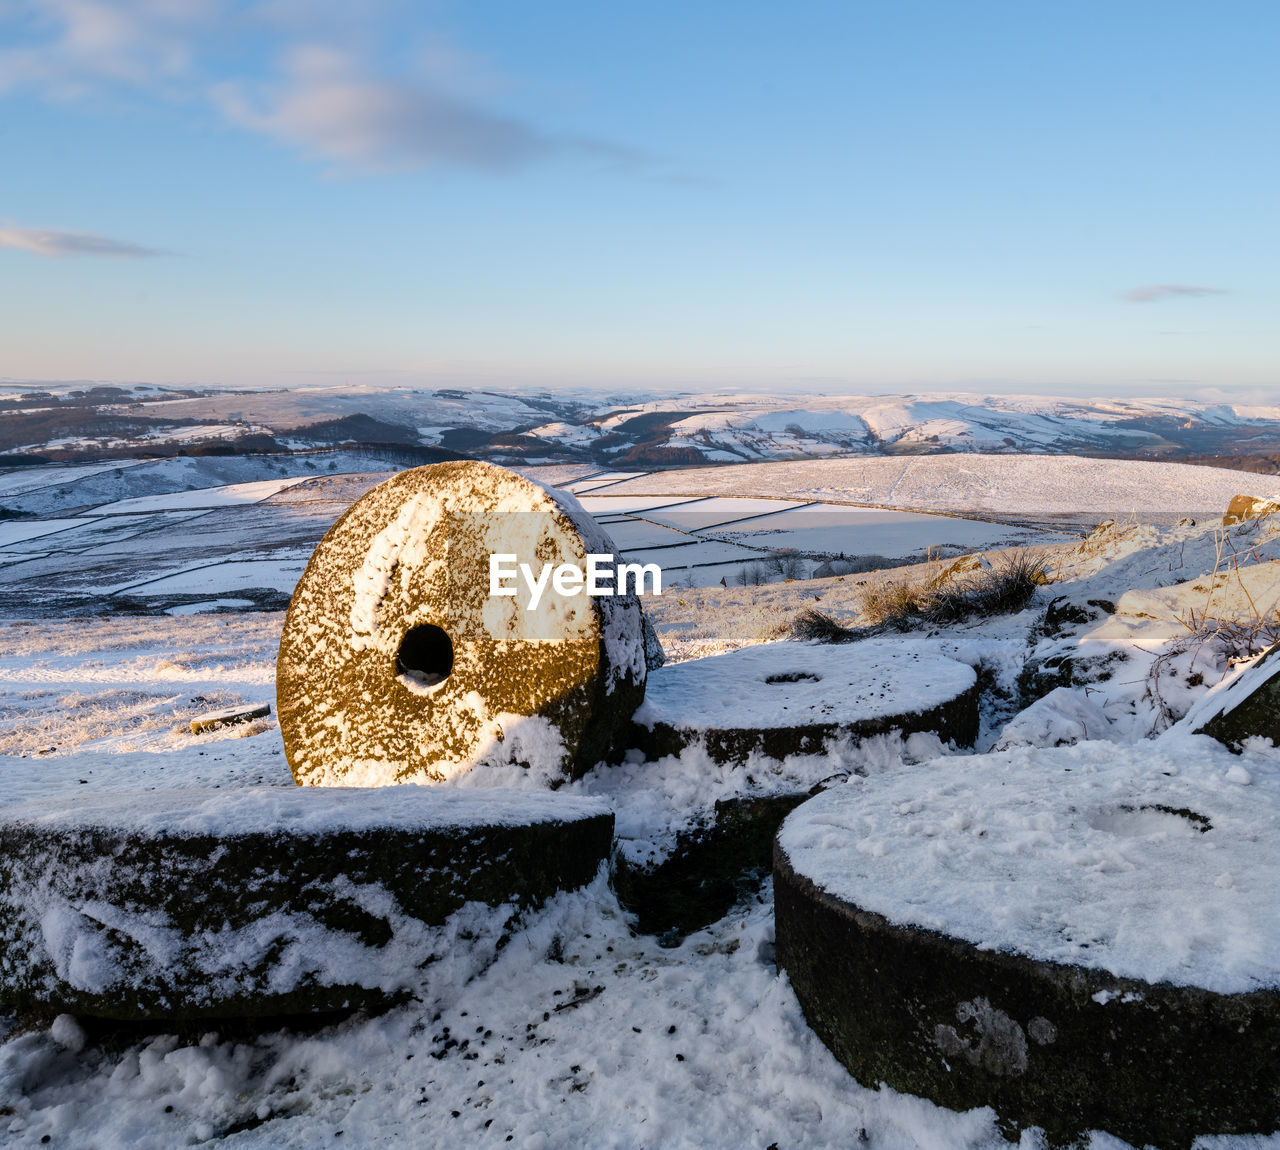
[190,702,271,734]
[631,640,978,762]
[276,461,646,785]
[774,742,1280,1147]
[0,787,613,1022]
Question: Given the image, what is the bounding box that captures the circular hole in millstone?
[396,624,454,688]
[765,671,822,684]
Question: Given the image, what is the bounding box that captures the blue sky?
[0,0,1276,397]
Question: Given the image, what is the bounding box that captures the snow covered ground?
[4,453,1280,1146]
[583,455,1280,519]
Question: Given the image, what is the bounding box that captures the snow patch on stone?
[779,737,1280,992]
[636,638,975,732]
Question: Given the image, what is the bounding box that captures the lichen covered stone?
[0,787,614,1021]
[1222,493,1280,525]
[277,461,646,785]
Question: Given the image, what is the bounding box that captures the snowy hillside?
[621,393,1280,463]
[6,382,1280,468]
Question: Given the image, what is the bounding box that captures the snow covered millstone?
[0,787,613,1021]
[632,639,979,763]
[277,461,646,785]
[774,740,1280,1148]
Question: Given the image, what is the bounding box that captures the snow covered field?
[4,452,1280,1147]
[0,455,1084,606]
[584,455,1280,519]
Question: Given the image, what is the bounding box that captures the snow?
[577,732,954,869]
[643,497,810,529]
[0,511,211,558]
[991,686,1113,750]
[0,457,386,520]
[704,504,1072,558]
[48,1014,85,1054]
[2,785,610,838]
[636,639,976,733]
[14,387,1280,472]
[113,559,309,595]
[600,455,1280,516]
[0,518,98,546]
[572,495,703,514]
[586,518,695,550]
[0,460,147,498]
[620,539,765,570]
[1115,557,1280,625]
[5,449,1280,1146]
[92,477,313,515]
[565,472,645,493]
[0,874,1009,1150]
[165,598,256,615]
[778,737,1280,993]
[501,392,1280,465]
[0,737,292,810]
[139,423,260,444]
[524,421,602,445]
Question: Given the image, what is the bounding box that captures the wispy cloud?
[211,44,550,173]
[0,224,165,258]
[211,45,672,177]
[1122,284,1227,303]
[0,0,214,97]
[0,5,663,179]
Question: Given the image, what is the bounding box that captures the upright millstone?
[278,461,647,785]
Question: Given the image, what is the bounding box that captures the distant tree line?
[1183,453,1280,476]
[730,548,936,587]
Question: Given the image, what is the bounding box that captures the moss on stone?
[774,841,1280,1149]
[1196,644,1280,751]
[0,801,613,1021]
[631,680,980,765]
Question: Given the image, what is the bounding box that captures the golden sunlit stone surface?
[277,461,646,786]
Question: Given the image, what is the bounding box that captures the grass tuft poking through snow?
[924,550,1051,624]
[788,607,858,643]
[792,552,1051,639]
